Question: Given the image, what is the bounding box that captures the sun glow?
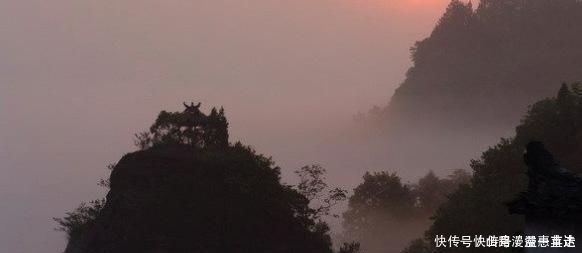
[353,0,453,13]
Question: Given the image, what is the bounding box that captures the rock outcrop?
[64,145,332,253]
[508,141,582,221]
[507,142,582,252]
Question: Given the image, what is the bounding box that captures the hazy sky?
[0,0,455,252]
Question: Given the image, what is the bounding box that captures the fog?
[0,0,491,252]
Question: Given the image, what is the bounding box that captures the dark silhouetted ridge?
[380,0,582,134]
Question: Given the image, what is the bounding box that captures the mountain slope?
[384,0,582,133]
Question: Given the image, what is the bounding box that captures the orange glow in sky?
[369,0,473,10]
[406,0,451,8]
[349,0,453,16]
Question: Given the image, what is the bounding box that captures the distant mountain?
[381,0,582,134]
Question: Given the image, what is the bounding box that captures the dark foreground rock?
[507,142,582,252]
[64,145,332,253]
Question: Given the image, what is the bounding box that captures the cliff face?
[64,145,332,253]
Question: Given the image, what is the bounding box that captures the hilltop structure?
[135,102,229,149]
[60,103,334,253]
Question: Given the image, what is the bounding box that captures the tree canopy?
[382,0,582,133]
[342,170,470,253]
[135,102,229,150]
[404,83,582,253]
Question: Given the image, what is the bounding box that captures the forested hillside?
[382,0,582,133]
[402,83,582,253]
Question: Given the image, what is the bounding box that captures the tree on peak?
[134,102,229,150]
[433,0,474,37]
[379,0,582,134]
[557,83,575,114]
[56,102,354,253]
